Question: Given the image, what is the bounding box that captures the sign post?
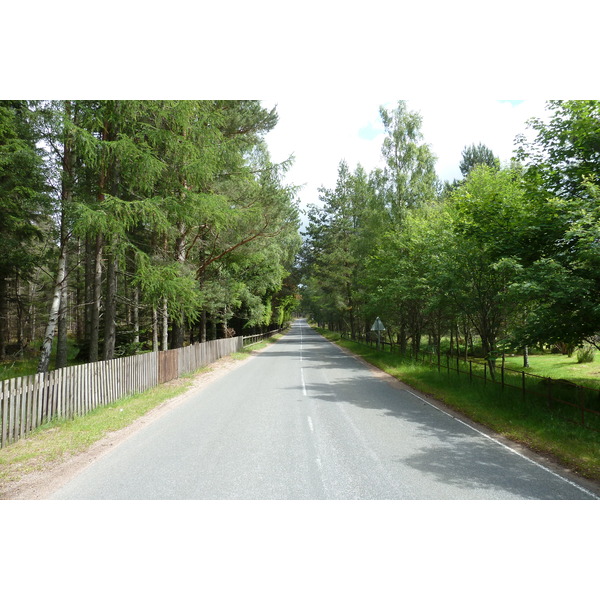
[370,317,385,351]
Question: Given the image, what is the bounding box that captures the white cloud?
[264,97,386,210]
[264,97,551,216]
[414,98,549,182]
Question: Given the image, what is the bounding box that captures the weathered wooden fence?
[0,335,247,449]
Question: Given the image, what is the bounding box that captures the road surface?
[51,319,598,499]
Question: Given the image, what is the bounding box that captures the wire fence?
[341,331,600,433]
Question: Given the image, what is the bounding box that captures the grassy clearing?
[423,336,598,388]
[0,337,82,381]
[502,353,599,389]
[315,328,600,483]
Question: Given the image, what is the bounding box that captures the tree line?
[300,100,600,372]
[0,100,301,373]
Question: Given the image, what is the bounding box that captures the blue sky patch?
[358,123,384,140]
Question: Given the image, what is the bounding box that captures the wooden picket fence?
[0,335,245,449]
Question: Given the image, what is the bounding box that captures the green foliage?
[133,253,201,324]
[0,101,51,275]
[302,99,600,366]
[301,160,384,333]
[517,100,600,200]
[379,101,439,217]
[576,346,595,364]
[459,143,499,177]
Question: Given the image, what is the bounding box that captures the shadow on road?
[254,324,593,499]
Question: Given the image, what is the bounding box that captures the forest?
[299,100,600,372]
[0,100,302,373]
[2,99,599,379]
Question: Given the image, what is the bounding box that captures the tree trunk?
[90,114,111,363]
[15,276,25,354]
[84,234,93,347]
[0,272,8,360]
[55,264,69,369]
[103,248,117,360]
[462,318,470,361]
[133,285,140,346]
[201,309,207,343]
[75,237,84,344]
[89,233,103,363]
[29,281,36,345]
[523,346,530,369]
[222,308,228,339]
[171,316,185,349]
[152,306,158,352]
[37,243,67,373]
[55,103,74,369]
[161,297,168,351]
[399,319,407,354]
[170,222,187,349]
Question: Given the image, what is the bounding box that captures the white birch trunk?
[37,246,67,373]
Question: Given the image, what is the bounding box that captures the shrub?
[576,346,595,364]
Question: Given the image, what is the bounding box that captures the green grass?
[0,377,195,491]
[419,335,598,389]
[231,332,286,360]
[315,327,600,484]
[502,353,600,389]
[0,333,282,495]
[0,356,41,380]
[0,337,83,381]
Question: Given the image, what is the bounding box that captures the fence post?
[469,360,472,382]
[522,371,525,399]
[484,362,487,385]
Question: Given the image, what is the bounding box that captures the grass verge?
[231,332,286,360]
[0,332,288,494]
[315,327,600,484]
[0,368,206,492]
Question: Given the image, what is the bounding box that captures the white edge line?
[314,324,599,500]
[403,389,599,500]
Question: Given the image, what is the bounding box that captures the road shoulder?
[327,336,600,499]
[0,352,258,500]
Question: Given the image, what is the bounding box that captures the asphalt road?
[51,319,598,500]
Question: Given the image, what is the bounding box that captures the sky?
[262,98,550,223]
